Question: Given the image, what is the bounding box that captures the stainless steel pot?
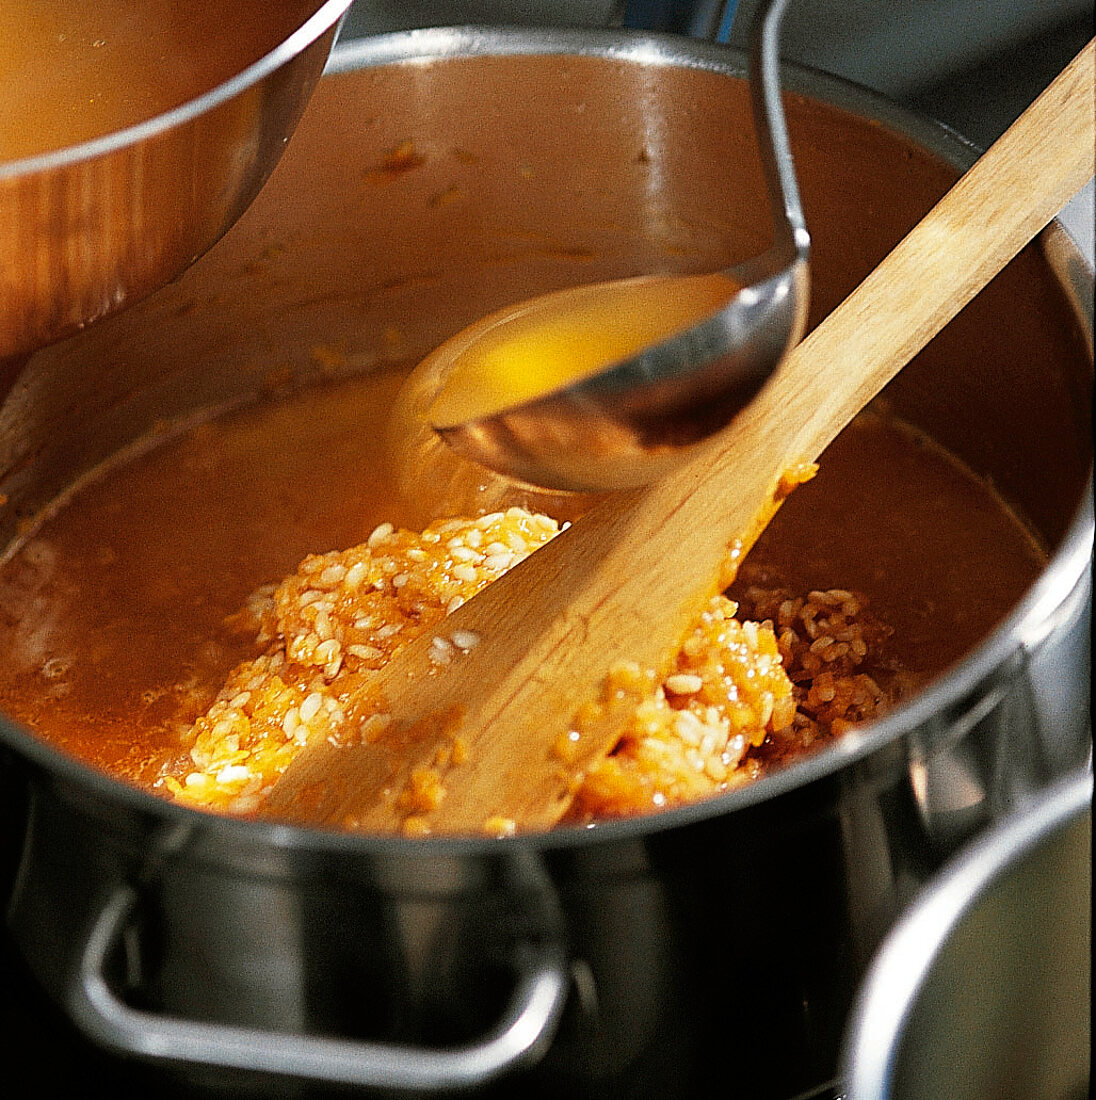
[0,28,1092,1100]
[840,769,1091,1100]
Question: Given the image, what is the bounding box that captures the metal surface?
[841,770,1091,1100]
[434,0,810,491]
[71,871,568,1089]
[0,0,352,364]
[0,28,1092,1099]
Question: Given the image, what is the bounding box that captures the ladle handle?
[742,0,811,279]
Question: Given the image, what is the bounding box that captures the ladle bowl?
[0,0,352,364]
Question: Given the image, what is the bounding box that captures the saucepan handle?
[67,878,569,1090]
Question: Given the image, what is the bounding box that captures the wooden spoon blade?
[263,39,1094,835]
[261,483,789,833]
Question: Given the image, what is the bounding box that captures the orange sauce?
[0,0,325,163]
[427,272,739,426]
[0,371,1047,793]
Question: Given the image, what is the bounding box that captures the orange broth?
[0,369,1046,799]
[0,0,325,163]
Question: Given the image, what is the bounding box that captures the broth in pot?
[0,367,1047,832]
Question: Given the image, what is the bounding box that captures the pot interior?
[0,34,1091,827]
[3,38,1090,548]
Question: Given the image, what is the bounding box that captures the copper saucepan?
[0,0,352,365]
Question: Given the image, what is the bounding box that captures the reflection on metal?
[842,771,1092,1100]
[0,1,352,361]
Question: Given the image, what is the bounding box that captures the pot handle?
[67,880,569,1090]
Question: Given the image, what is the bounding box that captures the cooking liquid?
[0,0,325,163]
[427,273,739,426]
[0,371,1047,792]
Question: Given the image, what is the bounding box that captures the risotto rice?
[158,506,904,831]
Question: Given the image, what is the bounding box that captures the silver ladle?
[417,0,809,493]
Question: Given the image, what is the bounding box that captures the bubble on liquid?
[40,655,72,681]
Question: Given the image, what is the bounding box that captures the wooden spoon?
[263,40,1094,835]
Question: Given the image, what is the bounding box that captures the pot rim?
[0,0,353,183]
[1,25,1092,857]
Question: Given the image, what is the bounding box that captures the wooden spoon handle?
[782,38,1095,470]
[264,40,1094,834]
